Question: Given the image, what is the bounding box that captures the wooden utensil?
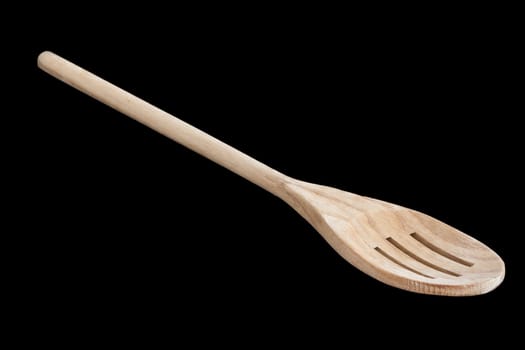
[38,51,505,296]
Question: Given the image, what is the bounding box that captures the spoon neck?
[216,149,294,199]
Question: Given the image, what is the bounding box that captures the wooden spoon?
[38,51,504,296]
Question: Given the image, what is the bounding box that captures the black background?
[11,5,521,345]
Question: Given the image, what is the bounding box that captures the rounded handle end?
[37,51,56,70]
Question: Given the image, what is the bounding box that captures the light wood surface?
[38,51,505,296]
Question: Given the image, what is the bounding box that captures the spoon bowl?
[284,181,504,295]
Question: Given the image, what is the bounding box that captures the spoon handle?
[38,51,290,198]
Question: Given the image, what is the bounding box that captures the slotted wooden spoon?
[38,51,504,296]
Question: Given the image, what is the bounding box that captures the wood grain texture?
[38,51,505,296]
